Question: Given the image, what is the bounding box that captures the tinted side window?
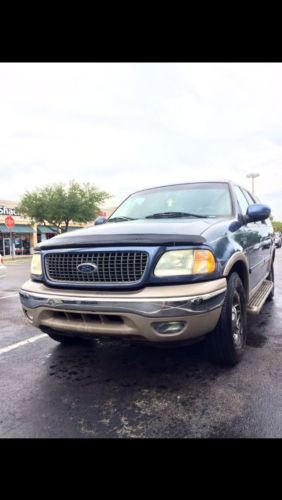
[234,186,249,215]
[242,189,255,205]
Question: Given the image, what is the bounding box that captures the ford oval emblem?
[77,263,98,273]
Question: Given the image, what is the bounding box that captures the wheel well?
[227,260,249,300]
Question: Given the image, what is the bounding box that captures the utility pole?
[246,173,260,195]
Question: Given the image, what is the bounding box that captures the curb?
[3,257,32,265]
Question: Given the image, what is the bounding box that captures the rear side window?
[234,186,249,215]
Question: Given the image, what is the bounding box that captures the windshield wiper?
[145,211,210,219]
[108,216,136,222]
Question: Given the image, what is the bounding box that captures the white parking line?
[0,293,19,300]
[0,334,48,355]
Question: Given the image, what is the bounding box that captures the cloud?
[0,63,282,218]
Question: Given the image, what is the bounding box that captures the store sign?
[0,206,20,216]
[5,216,15,229]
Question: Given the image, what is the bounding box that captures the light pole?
[246,173,260,195]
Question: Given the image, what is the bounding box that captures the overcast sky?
[0,62,282,218]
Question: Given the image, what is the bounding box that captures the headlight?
[154,249,215,277]
[31,253,42,276]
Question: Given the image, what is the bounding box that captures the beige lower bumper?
[19,278,226,343]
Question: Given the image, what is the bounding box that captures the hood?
[36,218,223,250]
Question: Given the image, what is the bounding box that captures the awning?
[0,224,34,234]
[37,225,57,234]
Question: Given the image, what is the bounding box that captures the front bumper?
[19,278,227,343]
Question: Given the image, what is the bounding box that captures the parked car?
[19,180,275,366]
[274,232,282,248]
[94,215,108,226]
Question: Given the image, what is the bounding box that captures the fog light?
[153,321,186,334]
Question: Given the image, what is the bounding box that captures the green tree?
[17,181,111,233]
[272,220,282,232]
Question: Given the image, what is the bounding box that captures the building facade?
[0,200,116,257]
[0,200,83,257]
[0,200,36,256]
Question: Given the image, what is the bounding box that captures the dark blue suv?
[19,181,275,365]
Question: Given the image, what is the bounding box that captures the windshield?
[109,183,233,221]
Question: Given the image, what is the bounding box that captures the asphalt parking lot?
[0,254,281,438]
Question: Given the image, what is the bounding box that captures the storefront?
[0,201,36,257]
[36,225,84,243]
[0,200,87,257]
[37,225,57,244]
[0,224,34,256]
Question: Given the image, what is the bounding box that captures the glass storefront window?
[37,232,56,243]
[0,234,31,256]
[0,237,11,256]
[14,236,30,255]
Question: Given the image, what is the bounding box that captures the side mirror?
[244,203,271,223]
[94,216,107,226]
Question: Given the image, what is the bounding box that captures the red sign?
[5,216,15,229]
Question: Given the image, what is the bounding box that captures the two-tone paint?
[19,180,275,343]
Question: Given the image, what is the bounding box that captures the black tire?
[40,326,90,344]
[207,272,247,366]
[267,262,274,301]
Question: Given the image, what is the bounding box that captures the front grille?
[44,251,148,285]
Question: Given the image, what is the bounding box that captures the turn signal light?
[192,250,215,274]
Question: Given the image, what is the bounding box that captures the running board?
[247,280,273,315]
